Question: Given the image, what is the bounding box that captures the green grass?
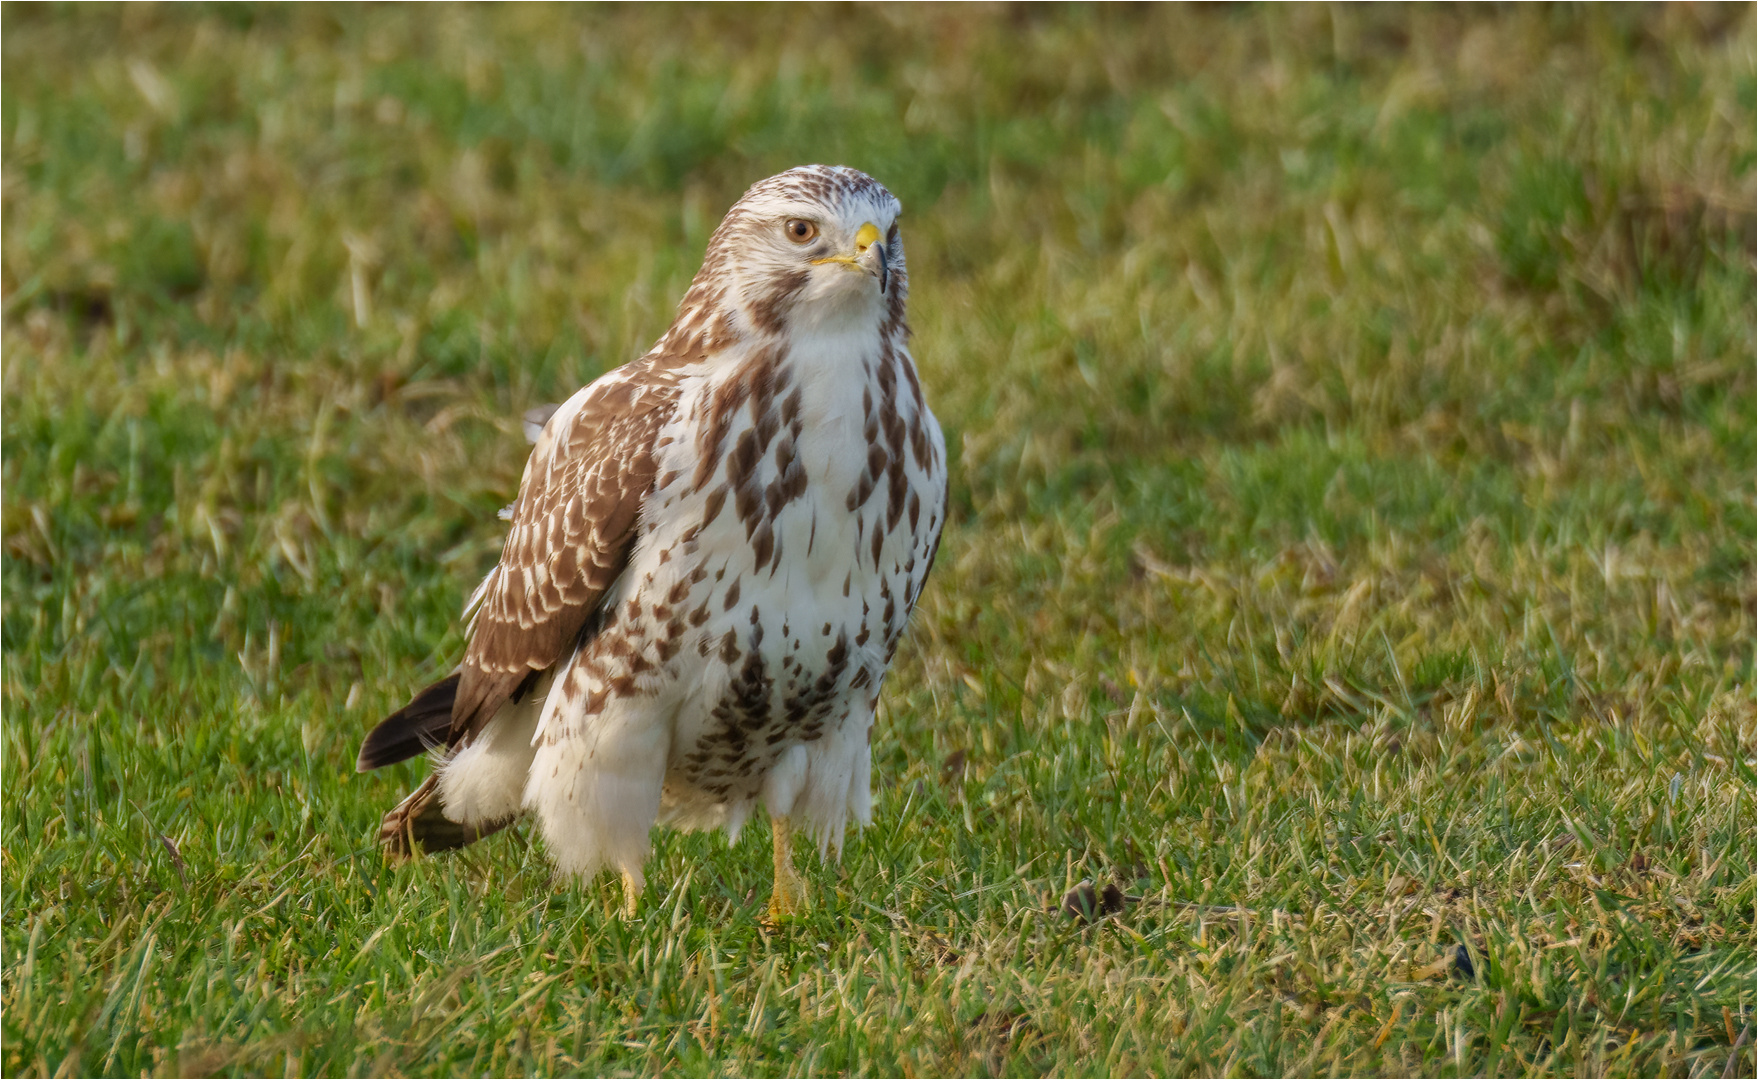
[3,4,1754,1076]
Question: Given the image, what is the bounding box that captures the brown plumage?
[358,166,947,918]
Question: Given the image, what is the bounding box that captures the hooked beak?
[812,222,889,294]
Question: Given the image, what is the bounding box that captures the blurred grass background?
[3,4,1754,1076]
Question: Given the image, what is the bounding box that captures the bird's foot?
[765,817,810,923]
[767,872,810,922]
[621,869,641,920]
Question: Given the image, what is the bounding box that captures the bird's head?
[681,165,907,340]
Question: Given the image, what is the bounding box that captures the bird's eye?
[783,219,818,244]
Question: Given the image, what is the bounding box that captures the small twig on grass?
[1723,1023,1749,1080]
[128,798,188,885]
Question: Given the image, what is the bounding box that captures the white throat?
[789,274,886,336]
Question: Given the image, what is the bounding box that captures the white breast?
[609,321,944,841]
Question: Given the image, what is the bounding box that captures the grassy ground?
[3,5,1754,1076]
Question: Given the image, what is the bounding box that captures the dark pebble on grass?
[1450,943,1475,980]
[1060,879,1125,922]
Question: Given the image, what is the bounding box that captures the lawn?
[3,4,1754,1076]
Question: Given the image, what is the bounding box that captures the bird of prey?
[357,166,947,919]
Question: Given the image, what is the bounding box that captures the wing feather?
[450,361,684,741]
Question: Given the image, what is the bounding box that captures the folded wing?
[358,360,685,773]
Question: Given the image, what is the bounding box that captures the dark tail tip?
[356,673,460,772]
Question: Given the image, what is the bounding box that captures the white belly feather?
[463,324,945,884]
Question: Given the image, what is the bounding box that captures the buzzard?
[358,166,947,919]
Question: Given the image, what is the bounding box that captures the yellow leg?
[768,816,809,920]
[621,870,640,919]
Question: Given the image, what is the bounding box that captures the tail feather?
[378,774,514,857]
[357,673,460,771]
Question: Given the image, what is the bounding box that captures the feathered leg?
[525,656,672,906]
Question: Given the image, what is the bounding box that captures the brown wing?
[450,363,684,742]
